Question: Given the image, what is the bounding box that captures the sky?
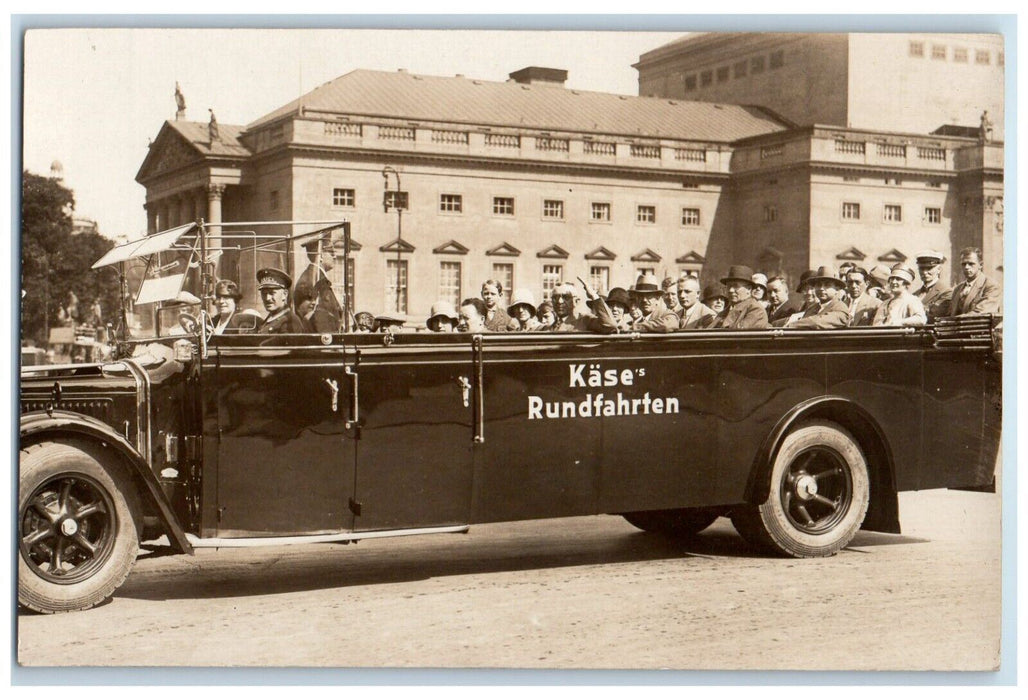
[21,28,683,239]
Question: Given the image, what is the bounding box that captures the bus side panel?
[471,342,603,523]
[922,350,993,490]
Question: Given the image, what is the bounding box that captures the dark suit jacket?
[718,296,769,330]
[847,293,881,327]
[791,297,850,329]
[768,295,802,324]
[949,275,1001,316]
[916,281,953,322]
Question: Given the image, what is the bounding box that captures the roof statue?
[979,110,993,144]
[208,108,219,143]
[174,82,186,120]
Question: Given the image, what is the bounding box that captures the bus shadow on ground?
[113,518,930,604]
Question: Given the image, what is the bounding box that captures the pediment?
[836,246,868,261]
[379,237,416,254]
[584,246,616,261]
[537,244,569,259]
[486,242,521,257]
[331,238,361,253]
[675,250,706,265]
[630,248,662,263]
[136,123,205,182]
[432,240,469,255]
[877,248,908,263]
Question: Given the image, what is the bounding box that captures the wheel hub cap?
[60,518,79,536]
[794,474,818,501]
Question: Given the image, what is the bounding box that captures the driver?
[255,268,306,334]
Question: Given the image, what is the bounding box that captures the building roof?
[248,68,788,143]
[164,119,250,158]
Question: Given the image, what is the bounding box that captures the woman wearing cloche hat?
[872,264,927,327]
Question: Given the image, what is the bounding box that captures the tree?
[21,171,118,345]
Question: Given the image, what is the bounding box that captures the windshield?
[122,232,205,339]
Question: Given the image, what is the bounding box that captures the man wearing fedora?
[676,275,716,330]
[873,264,927,326]
[548,279,618,333]
[949,247,1000,317]
[788,266,850,329]
[628,272,680,333]
[844,267,881,327]
[913,250,953,323]
[256,268,307,334]
[715,265,769,329]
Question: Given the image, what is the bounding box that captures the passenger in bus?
[296,235,343,324]
[787,267,850,329]
[211,279,253,334]
[913,250,953,323]
[255,268,307,334]
[605,287,632,332]
[774,270,815,327]
[766,276,801,325]
[844,267,882,327]
[353,311,374,333]
[750,273,770,310]
[662,276,681,314]
[627,296,645,326]
[549,280,618,333]
[481,280,518,332]
[507,289,543,331]
[426,301,460,332]
[293,281,339,333]
[873,265,927,327]
[949,247,1001,316]
[715,266,769,329]
[536,300,555,328]
[459,298,488,333]
[867,265,891,302]
[374,314,406,333]
[628,273,679,333]
[702,283,729,324]
[836,262,856,305]
[676,276,716,330]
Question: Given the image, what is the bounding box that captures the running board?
[184,524,470,548]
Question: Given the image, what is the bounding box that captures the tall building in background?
[634,32,1004,139]
[136,39,1004,323]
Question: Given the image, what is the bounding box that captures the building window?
[332,188,355,208]
[680,267,701,279]
[439,261,462,308]
[493,196,515,216]
[439,194,463,213]
[843,176,860,182]
[492,263,514,305]
[542,265,563,301]
[543,199,564,220]
[589,266,610,295]
[763,205,778,223]
[751,56,765,74]
[591,202,611,222]
[269,190,279,211]
[636,267,655,279]
[769,50,784,69]
[716,66,730,82]
[329,255,355,313]
[931,44,947,60]
[926,181,943,188]
[700,70,713,87]
[909,41,925,58]
[733,60,747,78]
[924,207,942,224]
[975,50,991,65]
[636,205,656,224]
[954,47,968,63]
[681,207,701,226]
[684,75,697,91]
[385,260,408,315]
[842,202,861,220]
[384,190,409,210]
[884,204,903,223]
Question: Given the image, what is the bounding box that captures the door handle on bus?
[324,378,339,413]
[457,376,471,407]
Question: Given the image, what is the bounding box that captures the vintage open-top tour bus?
[18,220,1002,613]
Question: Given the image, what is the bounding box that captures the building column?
[159,200,171,231]
[206,183,228,278]
[179,194,194,227]
[145,203,157,235]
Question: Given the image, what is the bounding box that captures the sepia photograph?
[13,17,1010,679]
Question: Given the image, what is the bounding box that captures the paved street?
[17,489,1001,671]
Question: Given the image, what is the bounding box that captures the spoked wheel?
[622,507,722,538]
[731,420,869,558]
[19,441,141,613]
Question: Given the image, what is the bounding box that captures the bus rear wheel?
[19,441,141,614]
[622,507,721,538]
[731,420,869,558]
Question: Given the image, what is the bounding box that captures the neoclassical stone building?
[136,59,1002,323]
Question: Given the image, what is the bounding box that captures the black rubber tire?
[19,440,142,613]
[622,507,721,538]
[731,420,870,558]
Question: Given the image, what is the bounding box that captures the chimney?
[508,66,568,87]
